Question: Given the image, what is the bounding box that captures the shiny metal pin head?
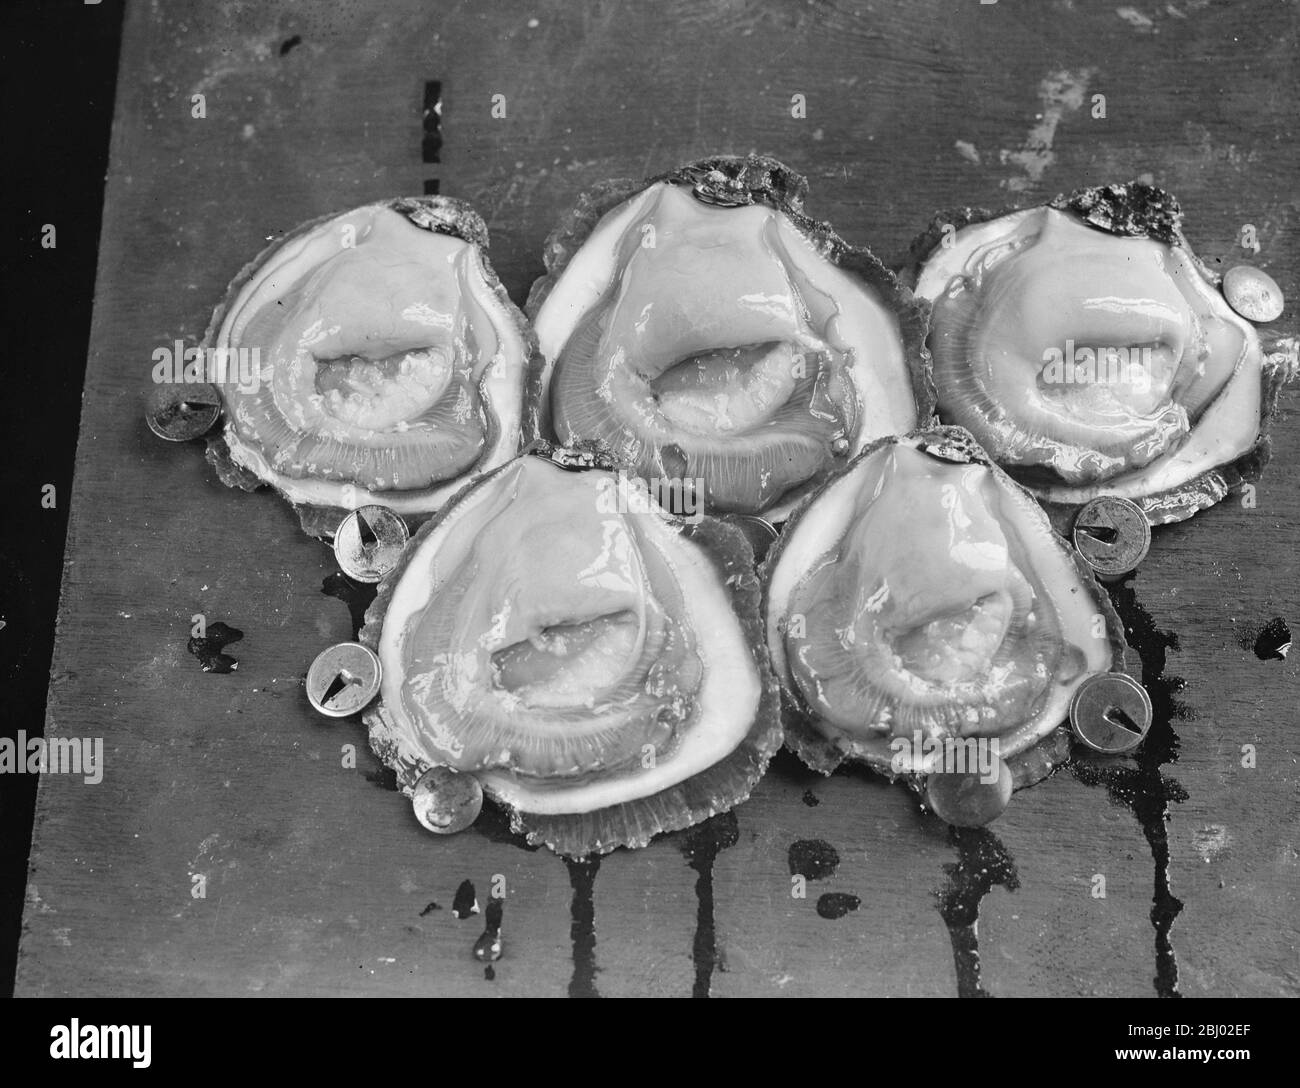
[412,765,483,835]
[306,641,382,718]
[1072,495,1151,579]
[1223,264,1284,323]
[1069,672,1152,754]
[145,382,222,441]
[333,505,408,584]
[924,747,1014,827]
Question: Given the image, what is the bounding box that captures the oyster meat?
[361,444,781,856]
[907,183,1283,524]
[205,197,533,533]
[763,427,1124,776]
[529,156,931,522]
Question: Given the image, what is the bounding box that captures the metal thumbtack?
[145,382,222,441]
[412,765,484,835]
[306,641,382,718]
[924,746,1014,827]
[333,505,408,583]
[1069,672,1153,754]
[1222,265,1285,323]
[1072,495,1151,579]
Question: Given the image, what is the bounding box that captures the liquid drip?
[361,763,398,791]
[816,892,861,919]
[1245,616,1291,661]
[935,826,1019,998]
[564,856,601,998]
[788,839,839,880]
[321,572,376,640]
[675,811,740,999]
[473,801,542,851]
[1072,574,1188,998]
[473,898,504,962]
[451,879,478,920]
[186,621,242,674]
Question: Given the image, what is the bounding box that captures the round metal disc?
[924,748,1014,827]
[412,765,483,835]
[1223,264,1284,323]
[1072,495,1151,579]
[730,515,779,563]
[145,382,222,441]
[333,505,408,584]
[1069,672,1153,754]
[306,641,382,718]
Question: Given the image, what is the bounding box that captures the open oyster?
[204,197,533,537]
[763,427,1125,778]
[360,443,781,856]
[905,183,1285,524]
[528,155,931,523]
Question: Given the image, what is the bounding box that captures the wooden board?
[17,0,1299,997]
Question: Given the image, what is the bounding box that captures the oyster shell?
[762,426,1126,778]
[528,155,932,523]
[904,183,1287,525]
[360,443,781,856]
[204,197,535,537]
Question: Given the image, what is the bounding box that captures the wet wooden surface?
[18,0,1299,996]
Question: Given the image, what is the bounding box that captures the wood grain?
[17,0,1298,996]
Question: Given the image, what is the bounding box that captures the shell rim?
[759,423,1130,782]
[523,153,938,518]
[896,180,1291,525]
[200,194,541,541]
[357,441,784,857]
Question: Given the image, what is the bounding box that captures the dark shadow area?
[0,0,124,995]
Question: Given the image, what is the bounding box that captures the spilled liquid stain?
[186,621,243,673]
[1072,574,1188,998]
[801,790,821,807]
[361,764,399,792]
[450,804,537,983]
[474,801,541,851]
[321,573,377,641]
[816,892,861,920]
[451,879,479,920]
[788,839,840,881]
[675,811,740,999]
[473,898,504,963]
[278,34,302,56]
[935,827,1019,998]
[564,856,601,998]
[1242,616,1291,661]
[422,79,444,165]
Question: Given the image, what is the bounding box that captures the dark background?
[0,0,124,994]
